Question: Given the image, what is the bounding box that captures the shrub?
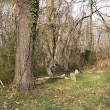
[80,50,96,66]
[0,40,16,84]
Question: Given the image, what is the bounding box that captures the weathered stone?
[74,69,79,75]
[70,72,76,82]
[46,68,53,77]
[70,69,79,81]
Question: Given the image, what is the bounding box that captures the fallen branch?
[35,69,80,83]
[36,74,70,81]
[34,68,71,84]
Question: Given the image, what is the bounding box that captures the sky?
[72,0,110,22]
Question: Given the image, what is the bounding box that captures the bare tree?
[89,0,93,51]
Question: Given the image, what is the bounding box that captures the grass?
[0,71,110,110]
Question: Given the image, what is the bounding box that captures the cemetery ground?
[0,71,110,110]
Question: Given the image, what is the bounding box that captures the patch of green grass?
[0,91,9,97]
[0,71,110,110]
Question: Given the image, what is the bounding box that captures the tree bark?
[0,1,4,46]
[13,0,39,91]
[89,0,93,51]
[46,0,57,71]
[13,0,32,91]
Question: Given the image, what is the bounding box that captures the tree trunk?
[0,1,4,46]
[46,0,57,72]
[13,0,39,91]
[89,0,93,51]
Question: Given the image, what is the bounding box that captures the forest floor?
[0,71,110,110]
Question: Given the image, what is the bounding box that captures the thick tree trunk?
[13,0,33,91]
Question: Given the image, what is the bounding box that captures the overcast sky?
[72,0,110,22]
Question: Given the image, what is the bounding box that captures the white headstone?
[70,72,76,82]
[74,69,79,75]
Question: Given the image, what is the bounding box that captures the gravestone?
[46,68,53,77]
[74,69,79,75]
[70,72,76,82]
[70,69,79,81]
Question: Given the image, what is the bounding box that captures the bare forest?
[0,0,110,109]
